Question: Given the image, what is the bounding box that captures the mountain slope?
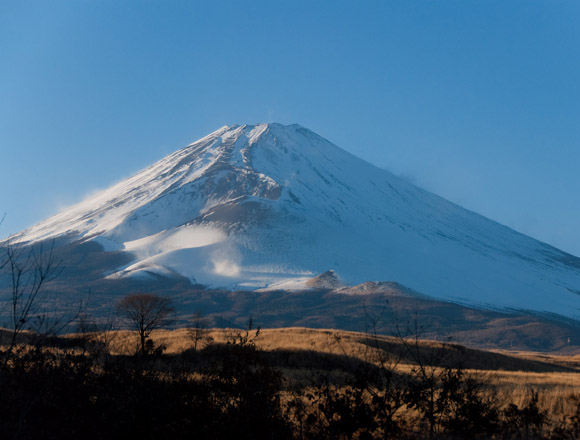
[6,123,580,319]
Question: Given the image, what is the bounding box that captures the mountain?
[5,123,580,320]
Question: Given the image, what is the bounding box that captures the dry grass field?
[2,324,580,438]
[106,326,580,423]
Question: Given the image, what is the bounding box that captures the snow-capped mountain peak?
[6,123,580,319]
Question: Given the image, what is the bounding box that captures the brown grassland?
[112,327,580,436]
[154,328,580,401]
[2,325,580,439]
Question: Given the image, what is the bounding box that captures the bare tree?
[0,239,62,358]
[115,293,174,355]
[187,311,213,350]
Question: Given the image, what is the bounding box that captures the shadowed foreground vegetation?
[1,326,580,439]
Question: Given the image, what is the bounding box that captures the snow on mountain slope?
[7,123,580,319]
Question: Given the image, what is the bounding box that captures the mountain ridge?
[3,123,580,320]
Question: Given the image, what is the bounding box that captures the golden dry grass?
[3,325,580,437]
[135,326,580,368]
[56,325,580,423]
[186,328,580,411]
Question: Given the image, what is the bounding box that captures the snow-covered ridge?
[10,124,277,244]
[6,123,580,319]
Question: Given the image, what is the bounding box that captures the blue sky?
[1,1,579,256]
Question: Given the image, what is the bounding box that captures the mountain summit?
[8,123,580,319]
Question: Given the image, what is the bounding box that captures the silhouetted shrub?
[0,330,575,440]
[501,389,548,439]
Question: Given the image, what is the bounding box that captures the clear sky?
[1,1,579,256]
